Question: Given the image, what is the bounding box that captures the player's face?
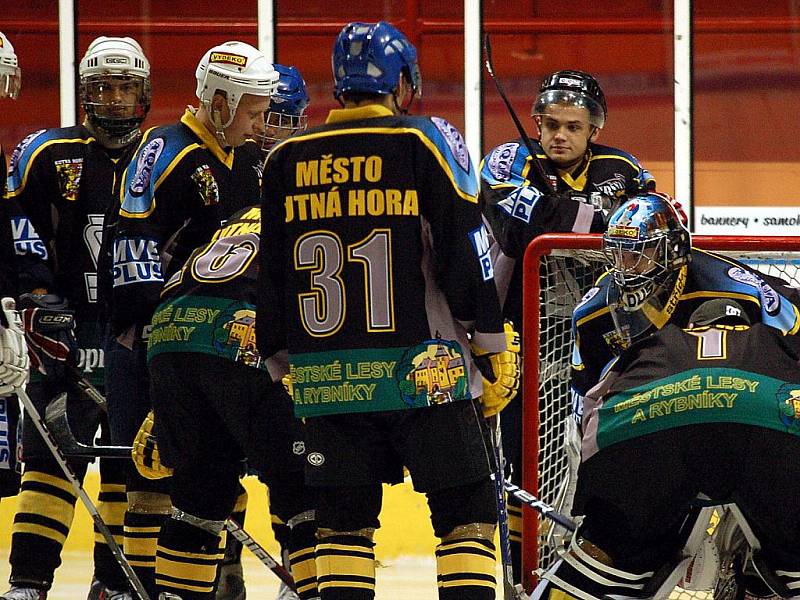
[85,74,143,119]
[618,245,659,276]
[225,93,270,148]
[537,104,594,168]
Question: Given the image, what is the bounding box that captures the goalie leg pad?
[532,536,654,600]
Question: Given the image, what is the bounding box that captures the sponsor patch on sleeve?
[430,116,471,173]
[468,223,494,281]
[496,185,542,224]
[10,217,48,260]
[486,142,520,182]
[129,138,165,196]
[8,129,46,181]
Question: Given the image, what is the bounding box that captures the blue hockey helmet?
[256,64,309,152]
[602,191,691,312]
[332,21,421,103]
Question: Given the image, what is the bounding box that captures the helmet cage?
[255,63,310,152]
[532,89,605,129]
[0,67,20,100]
[80,73,151,140]
[256,111,308,153]
[603,233,675,310]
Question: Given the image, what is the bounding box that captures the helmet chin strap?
[209,103,234,147]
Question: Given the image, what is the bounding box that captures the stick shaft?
[16,386,151,600]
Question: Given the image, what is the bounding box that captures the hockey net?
[519,233,800,597]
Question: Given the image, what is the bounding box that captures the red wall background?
[3,0,800,204]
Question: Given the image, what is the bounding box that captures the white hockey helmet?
[0,31,21,100]
[79,36,151,146]
[195,41,279,130]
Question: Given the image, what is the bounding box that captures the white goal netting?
[522,233,800,599]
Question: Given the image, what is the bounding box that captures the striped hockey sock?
[435,536,497,599]
[315,534,375,599]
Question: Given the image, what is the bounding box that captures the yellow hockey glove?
[472,321,521,417]
[281,374,293,398]
[131,410,173,480]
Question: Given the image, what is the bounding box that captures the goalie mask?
[332,21,421,113]
[603,192,691,348]
[255,64,309,153]
[79,36,151,148]
[0,31,21,100]
[532,69,607,129]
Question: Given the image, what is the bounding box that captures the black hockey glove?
[18,293,77,381]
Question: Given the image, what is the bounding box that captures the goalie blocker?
[533,301,800,600]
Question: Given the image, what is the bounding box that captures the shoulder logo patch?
[486,142,519,182]
[191,164,220,206]
[130,137,165,196]
[9,129,46,177]
[727,266,781,315]
[576,286,600,310]
[430,116,470,173]
[54,158,84,202]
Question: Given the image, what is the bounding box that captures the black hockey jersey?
[582,323,800,459]
[571,250,800,403]
[109,109,262,336]
[258,104,507,417]
[6,125,137,382]
[147,205,285,379]
[480,138,654,330]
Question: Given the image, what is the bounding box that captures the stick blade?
[44,394,131,458]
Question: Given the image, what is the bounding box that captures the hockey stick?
[67,363,107,410]
[503,481,577,532]
[15,385,152,600]
[46,386,300,590]
[488,415,527,600]
[44,393,132,457]
[225,519,297,592]
[483,34,557,193]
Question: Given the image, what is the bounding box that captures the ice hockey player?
[103,40,278,600]
[479,68,658,583]
[0,30,28,501]
[533,297,800,600]
[571,191,800,422]
[134,205,319,600]
[2,36,151,600]
[257,20,517,600]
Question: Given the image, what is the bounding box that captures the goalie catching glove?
[471,320,521,417]
[132,410,173,480]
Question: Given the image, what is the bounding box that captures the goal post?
[519,232,800,593]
